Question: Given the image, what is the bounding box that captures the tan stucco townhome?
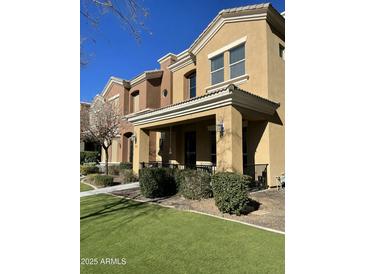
[98,3,284,187]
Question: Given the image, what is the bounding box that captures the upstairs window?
[229,44,245,79]
[211,54,224,85]
[131,90,139,112]
[188,73,196,98]
[279,44,285,60]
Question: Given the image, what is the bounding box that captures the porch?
[127,84,281,186]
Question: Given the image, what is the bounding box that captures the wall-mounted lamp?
[130,134,137,144]
[216,122,224,137]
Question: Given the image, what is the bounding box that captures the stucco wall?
[266,22,285,185]
[160,58,175,107]
[170,20,269,103]
[172,62,196,104]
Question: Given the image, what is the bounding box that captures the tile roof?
[218,3,271,15]
[126,84,279,119]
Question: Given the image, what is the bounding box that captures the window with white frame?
[229,44,245,79]
[210,54,224,85]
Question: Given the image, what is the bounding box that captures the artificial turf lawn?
[80,194,284,274]
[80,183,94,192]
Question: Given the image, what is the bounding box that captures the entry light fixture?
[130,134,137,144]
[216,122,224,137]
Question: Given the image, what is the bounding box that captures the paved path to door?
[80,182,140,197]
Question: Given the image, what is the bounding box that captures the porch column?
[216,106,243,173]
[133,127,149,174]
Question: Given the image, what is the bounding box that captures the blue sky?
[80,0,285,102]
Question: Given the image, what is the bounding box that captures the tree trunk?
[104,147,109,175]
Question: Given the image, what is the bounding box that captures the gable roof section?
[189,3,272,55]
[101,70,163,97]
[101,76,130,97]
[165,3,284,71]
[130,70,163,86]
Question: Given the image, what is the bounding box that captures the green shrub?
[108,165,120,175]
[211,172,251,215]
[119,162,132,170]
[179,169,212,200]
[119,169,138,183]
[80,163,99,175]
[139,168,178,198]
[87,174,114,187]
[80,151,100,164]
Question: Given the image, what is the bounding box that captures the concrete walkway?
[80,182,139,197]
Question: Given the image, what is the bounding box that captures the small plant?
[211,172,251,215]
[80,163,99,175]
[119,169,138,183]
[80,151,100,164]
[108,165,120,176]
[87,174,114,187]
[179,169,212,200]
[119,162,132,170]
[139,168,178,198]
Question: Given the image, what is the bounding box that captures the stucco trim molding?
[205,74,249,93]
[107,94,120,101]
[207,36,247,59]
[168,56,194,73]
[190,13,267,56]
[130,70,163,86]
[127,85,279,126]
[101,77,130,97]
[157,52,176,63]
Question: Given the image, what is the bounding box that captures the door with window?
[184,132,196,168]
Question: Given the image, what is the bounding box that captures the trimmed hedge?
[139,168,178,198]
[178,169,212,200]
[80,151,99,164]
[119,162,133,170]
[87,174,114,187]
[211,172,251,215]
[80,163,99,175]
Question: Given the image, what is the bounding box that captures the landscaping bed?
[112,188,285,232]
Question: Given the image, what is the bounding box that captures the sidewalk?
[80,182,139,197]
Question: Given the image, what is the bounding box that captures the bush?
[119,169,138,183]
[119,162,132,170]
[179,169,212,200]
[80,163,99,175]
[80,151,100,164]
[211,172,251,215]
[108,165,120,175]
[139,168,177,198]
[87,174,114,187]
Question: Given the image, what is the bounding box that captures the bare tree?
[81,0,150,67]
[81,96,121,175]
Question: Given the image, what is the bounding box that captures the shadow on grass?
[80,196,168,223]
[81,198,143,220]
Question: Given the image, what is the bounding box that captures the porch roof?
[126,84,280,126]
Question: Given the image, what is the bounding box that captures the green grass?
[80,194,284,274]
[80,183,94,192]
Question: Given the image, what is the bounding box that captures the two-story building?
[97,3,284,187]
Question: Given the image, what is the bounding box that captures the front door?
[185,131,196,168]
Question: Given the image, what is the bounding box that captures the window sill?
[205,74,249,93]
